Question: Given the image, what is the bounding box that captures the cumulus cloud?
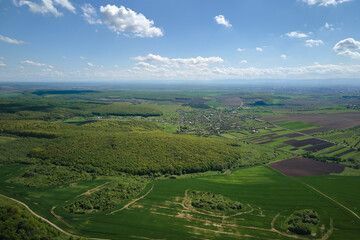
[80,56,86,60]
[0,35,25,44]
[13,0,75,17]
[240,60,247,64]
[281,54,287,60]
[237,48,244,52]
[285,31,309,38]
[333,38,360,58]
[305,39,324,47]
[100,4,163,37]
[302,0,351,7]
[256,47,263,52]
[87,62,94,67]
[81,3,102,24]
[214,15,232,27]
[133,54,224,67]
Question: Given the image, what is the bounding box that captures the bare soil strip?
[334,148,355,157]
[0,194,110,240]
[109,184,154,215]
[78,181,110,197]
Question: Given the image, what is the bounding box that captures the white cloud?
[285,31,309,38]
[256,47,263,52]
[303,0,351,7]
[21,60,47,67]
[324,22,335,31]
[81,3,102,24]
[0,57,6,67]
[240,60,247,64]
[0,34,25,44]
[214,15,232,28]
[333,38,360,58]
[133,54,224,67]
[237,48,244,52]
[87,62,94,67]
[80,56,86,60]
[53,0,75,13]
[100,4,163,38]
[13,0,75,16]
[281,54,287,60]
[305,39,324,47]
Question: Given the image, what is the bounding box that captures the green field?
[1,164,360,239]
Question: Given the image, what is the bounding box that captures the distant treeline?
[32,90,100,95]
[0,99,162,120]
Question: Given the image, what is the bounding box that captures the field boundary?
[296,181,360,221]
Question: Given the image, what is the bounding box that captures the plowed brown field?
[268,157,345,177]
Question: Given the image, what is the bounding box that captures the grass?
[1,164,360,239]
[333,167,360,176]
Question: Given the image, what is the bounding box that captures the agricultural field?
[0,86,360,239]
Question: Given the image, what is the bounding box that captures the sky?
[0,0,360,83]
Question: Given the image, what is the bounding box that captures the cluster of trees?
[1,117,279,185]
[303,152,342,163]
[190,190,242,212]
[90,102,162,117]
[0,199,63,240]
[31,129,278,175]
[0,136,47,165]
[65,179,146,214]
[14,164,92,187]
[0,99,162,121]
[287,209,319,235]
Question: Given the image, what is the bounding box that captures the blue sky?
[0,0,360,82]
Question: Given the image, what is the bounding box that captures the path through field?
[296,180,360,221]
[0,194,110,240]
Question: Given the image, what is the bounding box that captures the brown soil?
[284,138,327,147]
[335,148,356,157]
[268,157,345,177]
[283,112,360,130]
[303,142,334,152]
[262,116,288,121]
[300,128,328,134]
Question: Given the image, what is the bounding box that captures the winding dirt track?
[109,184,154,215]
[0,194,110,240]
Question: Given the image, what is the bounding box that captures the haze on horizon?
[0,0,360,83]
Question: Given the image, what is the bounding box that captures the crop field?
[1,164,360,239]
[268,158,345,177]
[283,113,360,130]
